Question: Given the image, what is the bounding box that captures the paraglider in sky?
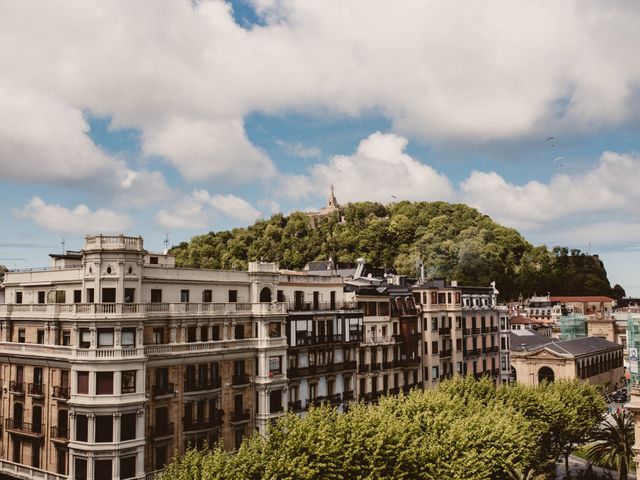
[554,156,564,167]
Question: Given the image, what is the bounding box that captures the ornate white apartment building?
[0,235,362,480]
[0,233,510,480]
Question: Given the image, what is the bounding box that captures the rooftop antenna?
[163,233,169,252]
[60,238,65,255]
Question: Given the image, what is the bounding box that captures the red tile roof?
[509,315,546,325]
[550,296,614,303]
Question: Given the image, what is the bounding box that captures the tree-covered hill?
[170,201,622,301]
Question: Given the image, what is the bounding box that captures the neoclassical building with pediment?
[510,330,624,392]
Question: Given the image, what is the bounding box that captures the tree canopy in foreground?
[158,377,605,480]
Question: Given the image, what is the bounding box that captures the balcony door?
[32,406,42,433]
[58,410,68,437]
[13,402,23,428]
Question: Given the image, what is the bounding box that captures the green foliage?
[587,411,635,480]
[170,201,617,300]
[158,377,606,480]
[0,264,6,283]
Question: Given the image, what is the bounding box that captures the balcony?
[464,348,480,357]
[472,328,481,335]
[183,413,223,432]
[287,301,359,312]
[365,335,395,345]
[288,400,303,412]
[152,383,176,398]
[329,393,342,405]
[491,326,499,333]
[481,327,490,334]
[9,381,24,395]
[463,328,471,335]
[382,361,394,370]
[50,425,69,443]
[52,386,70,401]
[232,374,250,386]
[294,334,345,347]
[343,390,355,401]
[438,327,451,335]
[394,358,420,368]
[185,378,222,393]
[439,350,452,359]
[346,333,363,343]
[230,409,250,424]
[358,364,370,373]
[151,423,175,439]
[5,419,44,438]
[0,301,289,320]
[27,383,45,398]
[370,363,382,372]
[343,360,357,371]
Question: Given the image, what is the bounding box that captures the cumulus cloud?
[279,132,453,203]
[15,197,132,234]
[460,151,640,230]
[155,190,261,229]
[2,1,640,186]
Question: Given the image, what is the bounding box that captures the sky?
[1,1,640,295]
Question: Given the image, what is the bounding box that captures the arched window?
[259,287,272,303]
[538,366,555,383]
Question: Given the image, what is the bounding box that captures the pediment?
[527,348,563,360]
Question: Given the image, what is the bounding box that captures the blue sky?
[1,1,640,295]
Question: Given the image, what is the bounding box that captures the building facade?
[0,235,363,480]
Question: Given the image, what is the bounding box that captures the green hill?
[170,201,622,301]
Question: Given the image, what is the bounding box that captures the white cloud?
[116,169,176,208]
[2,1,639,185]
[15,197,131,234]
[275,139,322,159]
[282,132,453,203]
[460,151,640,231]
[155,190,261,229]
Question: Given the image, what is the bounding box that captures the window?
[234,428,244,450]
[234,324,244,339]
[121,371,136,394]
[202,289,212,302]
[95,415,113,442]
[447,292,452,304]
[124,288,135,303]
[187,327,197,343]
[150,256,159,264]
[86,288,94,303]
[228,290,238,303]
[277,290,285,302]
[150,289,162,303]
[180,289,190,303]
[212,325,221,341]
[96,372,114,395]
[18,329,25,343]
[77,372,89,394]
[94,459,112,480]
[200,326,209,342]
[121,328,135,348]
[456,316,462,328]
[270,390,283,413]
[268,322,281,338]
[153,328,164,344]
[76,415,88,442]
[75,458,87,480]
[431,341,439,354]
[269,356,281,374]
[120,456,136,479]
[431,292,438,304]
[155,445,167,470]
[79,329,90,348]
[38,291,46,303]
[432,366,439,380]
[37,330,45,344]
[73,290,82,303]
[431,318,437,331]
[97,329,114,348]
[101,288,115,303]
[16,291,23,304]
[120,413,136,441]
